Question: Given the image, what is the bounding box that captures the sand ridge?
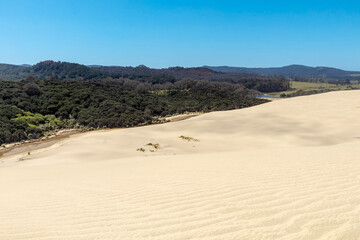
[1,90,360,239]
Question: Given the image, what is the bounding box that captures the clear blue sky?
[0,0,359,70]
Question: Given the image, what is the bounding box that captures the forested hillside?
[0,64,30,81]
[0,61,108,81]
[0,61,289,87]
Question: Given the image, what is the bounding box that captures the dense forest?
[0,78,269,145]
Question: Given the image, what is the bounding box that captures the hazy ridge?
[205,64,360,80]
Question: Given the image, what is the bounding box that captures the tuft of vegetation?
[179,135,199,142]
[146,143,160,149]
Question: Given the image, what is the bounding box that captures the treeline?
[91,65,218,79]
[0,78,268,145]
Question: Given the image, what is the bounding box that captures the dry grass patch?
[137,143,160,153]
[146,143,160,149]
[179,135,199,142]
[136,148,145,152]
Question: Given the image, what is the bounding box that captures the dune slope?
[1,91,360,240]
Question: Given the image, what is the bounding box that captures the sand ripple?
[1,91,360,239]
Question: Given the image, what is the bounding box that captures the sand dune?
[1,90,360,239]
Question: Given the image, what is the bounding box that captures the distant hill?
[204,65,360,80]
[6,60,354,84]
[0,63,28,73]
[0,61,219,81]
[0,63,30,80]
[31,61,107,80]
[0,61,108,81]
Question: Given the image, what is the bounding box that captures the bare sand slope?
[1,91,360,239]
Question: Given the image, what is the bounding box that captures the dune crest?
[1,90,360,240]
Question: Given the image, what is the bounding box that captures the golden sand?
[1,90,360,239]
